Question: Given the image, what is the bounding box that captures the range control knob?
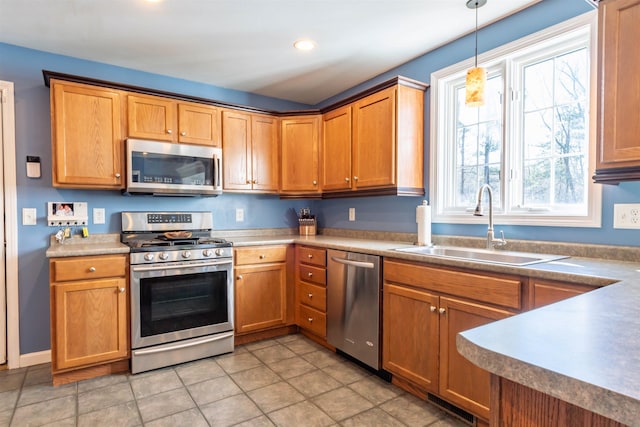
[182,250,192,259]
[159,252,169,261]
[215,248,225,256]
[144,253,155,262]
[202,249,214,257]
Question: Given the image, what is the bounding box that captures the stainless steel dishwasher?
[327,249,381,370]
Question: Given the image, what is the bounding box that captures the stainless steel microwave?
[125,138,222,196]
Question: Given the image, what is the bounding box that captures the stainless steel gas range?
[121,211,234,374]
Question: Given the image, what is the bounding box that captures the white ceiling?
[0,0,540,105]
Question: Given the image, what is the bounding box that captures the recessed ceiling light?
[294,39,316,51]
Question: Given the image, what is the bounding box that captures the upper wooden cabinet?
[594,0,640,183]
[321,80,426,196]
[222,110,279,192]
[50,79,125,189]
[127,94,222,147]
[280,115,322,196]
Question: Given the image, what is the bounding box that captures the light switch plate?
[236,208,244,222]
[22,208,37,225]
[349,208,355,221]
[93,208,106,225]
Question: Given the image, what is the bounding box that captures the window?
[430,12,600,227]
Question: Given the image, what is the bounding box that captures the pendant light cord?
[474,1,478,68]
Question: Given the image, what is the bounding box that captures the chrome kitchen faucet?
[474,184,507,250]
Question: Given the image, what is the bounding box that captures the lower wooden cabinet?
[234,245,292,335]
[49,254,129,384]
[530,278,601,309]
[382,259,520,421]
[295,245,328,339]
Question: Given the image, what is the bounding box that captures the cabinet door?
[531,279,596,309]
[235,263,287,334]
[222,110,252,190]
[51,81,124,189]
[352,87,396,189]
[280,116,321,193]
[53,278,128,370]
[178,102,221,146]
[438,297,512,420]
[127,94,176,141]
[382,283,439,393]
[251,114,279,192]
[597,0,640,168]
[322,106,352,191]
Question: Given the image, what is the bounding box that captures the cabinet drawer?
[51,255,127,282]
[384,259,522,310]
[298,282,326,312]
[298,264,326,286]
[298,305,326,337]
[297,246,326,267]
[235,246,287,265]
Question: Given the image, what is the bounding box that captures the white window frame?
[430,11,600,227]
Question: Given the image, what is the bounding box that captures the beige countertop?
[45,233,129,258]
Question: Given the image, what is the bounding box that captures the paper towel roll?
[416,200,432,246]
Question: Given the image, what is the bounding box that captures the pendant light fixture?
[465,0,487,107]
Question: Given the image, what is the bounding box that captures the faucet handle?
[497,230,507,247]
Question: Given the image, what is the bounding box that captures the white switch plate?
[613,204,640,229]
[93,208,106,225]
[349,208,355,221]
[236,208,244,222]
[22,208,37,225]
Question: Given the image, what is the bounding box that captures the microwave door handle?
[217,157,222,188]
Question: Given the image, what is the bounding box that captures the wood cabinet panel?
[53,278,128,370]
[298,264,326,286]
[251,114,279,192]
[127,94,175,141]
[234,262,287,334]
[178,102,222,146]
[382,283,439,392]
[295,245,327,339]
[298,281,326,312]
[438,297,512,420]
[321,105,352,191]
[530,279,599,309]
[222,110,251,190]
[50,80,124,189]
[595,0,640,182]
[234,245,288,265]
[280,116,321,194]
[298,304,326,338]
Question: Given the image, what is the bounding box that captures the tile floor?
[0,334,469,427]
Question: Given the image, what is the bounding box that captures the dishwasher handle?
[330,256,376,269]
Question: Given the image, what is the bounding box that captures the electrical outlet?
[22,208,37,225]
[236,208,244,222]
[613,204,640,229]
[93,208,106,224]
[349,207,355,221]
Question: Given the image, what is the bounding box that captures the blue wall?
[1,0,640,355]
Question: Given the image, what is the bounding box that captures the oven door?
[131,258,233,349]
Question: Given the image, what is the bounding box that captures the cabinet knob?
[166,129,173,135]
[119,287,126,293]
[307,254,313,259]
[236,275,243,280]
[307,272,313,277]
[308,293,313,299]
[89,267,96,272]
[345,177,350,182]
[246,180,251,184]
[252,179,257,184]
[438,307,446,315]
[430,305,437,312]
[353,176,359,181]
[115,173,121,178]
[259,254,266,259]
[307,317,314,323]
[180,131,187,136]
[312,180,317,185]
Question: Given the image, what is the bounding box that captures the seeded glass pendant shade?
[465,0,487,107]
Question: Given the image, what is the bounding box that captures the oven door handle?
[132,331,234,356]
[132,260,231,272]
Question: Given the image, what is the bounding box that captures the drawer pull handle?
[89,267,96,272]
[259,254,266,259]
[438,307,446,315]
[167,129,173,135]
[308,293,313,299]
[115,173,121,178]
[307,272,313,277]
[180,131,187,136]
[430,305,437,312]
[236,275,243,280]
[119,287,126,293]
[307,317,313,323]
[307,254,313,259]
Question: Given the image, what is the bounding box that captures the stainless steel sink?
[393,246,568,266]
